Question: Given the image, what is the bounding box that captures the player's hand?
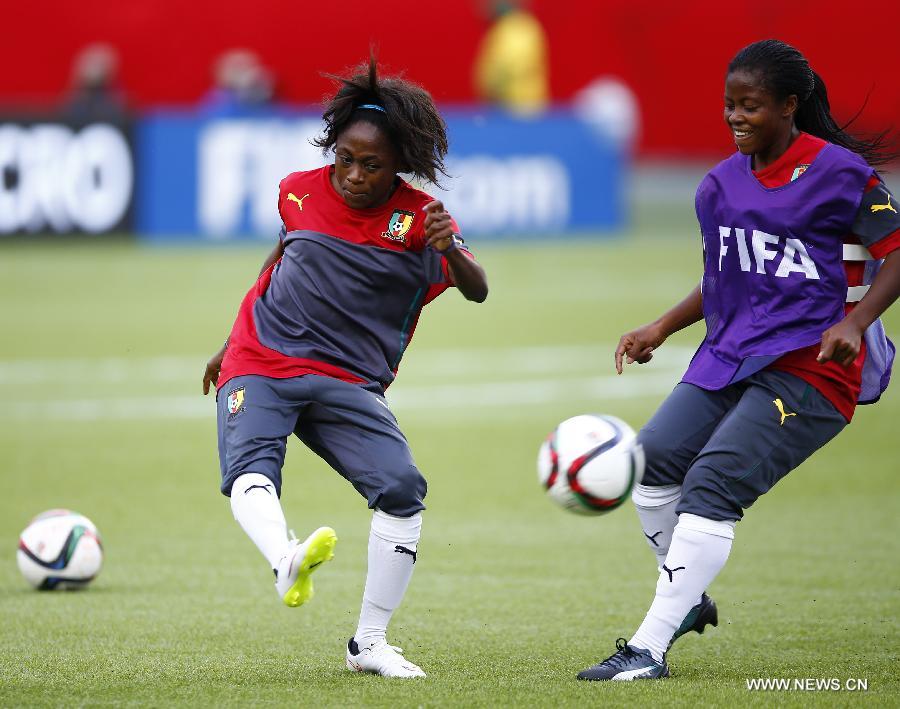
[817,319,864,367]
[202,345,227,395]
[423,200,455,252]
[614,323,667,375]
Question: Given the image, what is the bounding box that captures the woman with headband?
[202,57,488,678]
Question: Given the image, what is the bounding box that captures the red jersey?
[218,166,475,391]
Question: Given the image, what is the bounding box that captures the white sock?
[230,473,288,570]
[354,509,422,649]
[632,484,681,569]
[629,513,735,662]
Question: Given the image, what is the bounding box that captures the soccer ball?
[537,414,644,515]
[16,509,104,590]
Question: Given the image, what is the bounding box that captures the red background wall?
[5,0,898,157]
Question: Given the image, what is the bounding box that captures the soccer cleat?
[274,526,337,607]
[345,637,426,678]
[668,592,718,650]
[577,638,669,681]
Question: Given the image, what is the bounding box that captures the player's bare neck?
[753,126,800,172]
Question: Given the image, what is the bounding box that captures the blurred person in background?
[201,58,488,678]
[473,0,548,115]
[62,43,128,125]
[580,39,900,682]
[200,49,275,117]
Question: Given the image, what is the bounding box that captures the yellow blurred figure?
[474,2,549,115]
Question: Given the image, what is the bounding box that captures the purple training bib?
[683,143,893,403]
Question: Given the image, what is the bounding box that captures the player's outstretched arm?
[259,239,285,276]
[443,248,488,303]
[423,200,488,303]
[818,249,900,366]
[201,238,287,395]
[202,343,226,395]
[615,285,703,374]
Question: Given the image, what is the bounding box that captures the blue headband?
[357,103,386,113]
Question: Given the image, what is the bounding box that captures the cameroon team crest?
[790,164,810,182]
[227,387,245,418]
[382,210,415,243]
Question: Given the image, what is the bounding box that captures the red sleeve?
[868,229,900,259]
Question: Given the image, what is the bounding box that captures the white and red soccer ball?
[17,509,103,590]
[538,414,644,515]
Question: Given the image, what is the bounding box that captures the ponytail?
[729,40,896,166]
[795,70,895,166]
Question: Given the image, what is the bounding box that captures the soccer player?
[201,59,488,679]
[579,39,900,681]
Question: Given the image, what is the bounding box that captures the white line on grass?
[0,345,695,383]
[2,372,682,422]
[0,345,693,421]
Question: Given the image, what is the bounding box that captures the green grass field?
[1,223,898,707]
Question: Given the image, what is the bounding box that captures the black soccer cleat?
[577,638,670,681]
[668,592,718,650]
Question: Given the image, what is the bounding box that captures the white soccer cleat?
[274,526,337,607]
[345,638,426,678]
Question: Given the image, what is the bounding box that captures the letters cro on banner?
[0,121,134,235]
[134,110,625,241]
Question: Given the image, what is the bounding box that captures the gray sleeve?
[851,181,900,248]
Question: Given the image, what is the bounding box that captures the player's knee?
[637,427,678,487]
[677,464,743,522]
[372,466,427,517]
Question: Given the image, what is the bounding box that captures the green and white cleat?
[274,526,337,607]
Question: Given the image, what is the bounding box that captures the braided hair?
[728,39,895,166]
[313,56,449,185]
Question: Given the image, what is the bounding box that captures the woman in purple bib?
[578,39,900,681]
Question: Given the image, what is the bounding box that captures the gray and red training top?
[218,166,473,393]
